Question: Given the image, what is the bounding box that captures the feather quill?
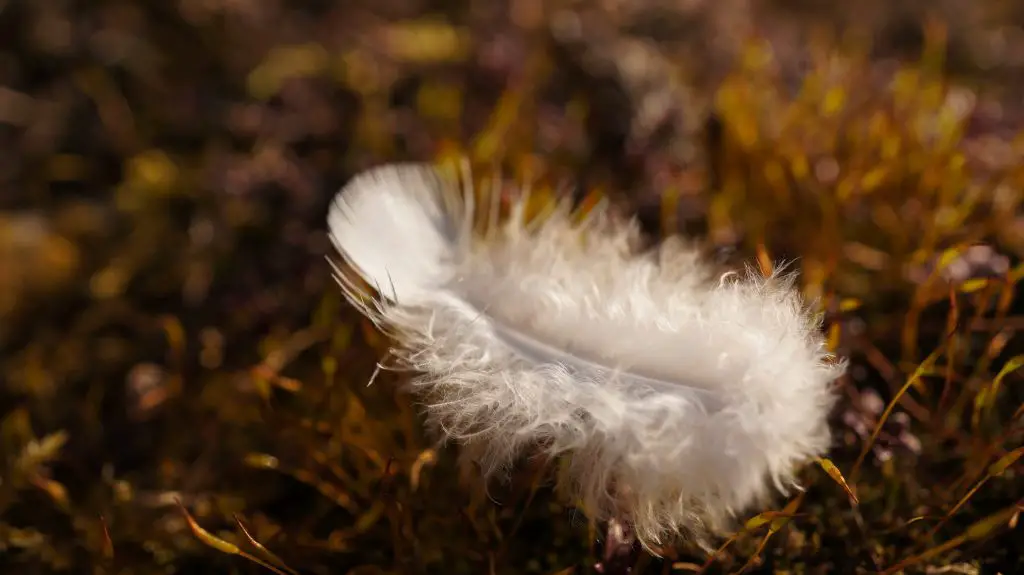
[327,162,845,549]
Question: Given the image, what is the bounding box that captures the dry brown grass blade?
[902,244,968,364]
[882,501,1020,574]
[944,420,1024,498]
[98,515,113,560]
[308,448,370,500]
[409,449,437,492]
[754,243,774,277]
[735,495,803,574]
[159,315,186,362]
[233,514,301,575]
[175,499,294,575]
[816,457,859,504]
[698,495,804,574]
[926,447,1023,538]
[971,356,1024,429]
[742,511,792,531]
[852,346,944,480]
[696,531,742,574]
[250,327,330,399]
[1013,403,1024,423]
[938,285,961,414]
[243,453,359,513]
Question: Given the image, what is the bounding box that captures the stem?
[594,517,641,575]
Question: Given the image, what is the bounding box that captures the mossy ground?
[1,2,1022,574]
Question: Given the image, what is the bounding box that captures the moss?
[0,3,1021,574]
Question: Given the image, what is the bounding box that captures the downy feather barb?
[327,162,845,549]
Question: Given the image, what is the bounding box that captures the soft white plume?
[327,162,845,549]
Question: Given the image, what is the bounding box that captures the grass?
[1,5,1022,575]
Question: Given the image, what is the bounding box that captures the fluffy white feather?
[327,162,845,549]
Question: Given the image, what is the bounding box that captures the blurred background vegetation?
[1,0,1022,573]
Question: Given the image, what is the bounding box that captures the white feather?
[327,162,845,550]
